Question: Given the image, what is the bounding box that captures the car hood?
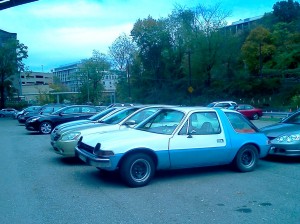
[260,123,300,137]
[57,119,90,130]
[80,128,169,153]
[60,122,108,134]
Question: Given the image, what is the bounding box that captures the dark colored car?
[15,106,41,119]
[25,105,101,134]
[0,108,18,117]
[236,104,263,120]
[18,104,65,124]
[260,110,300,157]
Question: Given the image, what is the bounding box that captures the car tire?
[252,113,259,120]
[120,153,155,187]
[39,121,53,134]
[234,144,258,172]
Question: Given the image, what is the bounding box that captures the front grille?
[78,141,94,153]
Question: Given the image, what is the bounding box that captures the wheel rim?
[241,150,255,168]
[41,123,52,134]
[130,159,151,183]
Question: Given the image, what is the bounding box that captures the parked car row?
[46,105,273,187]
[9,102,299,187]
[207,101,263,120]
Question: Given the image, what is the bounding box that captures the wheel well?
[40,120,53,125]
[118,148,158,169]
[239,143,260,155]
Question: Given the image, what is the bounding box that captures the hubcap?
[241,150,254,167]
[130,159,151,182]
[41,123,52,134]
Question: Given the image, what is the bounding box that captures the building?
[52,62,81,92]
[20,71,53,86]
[19,71,54,102]
[224,15,264,34]
[53,62,119,93]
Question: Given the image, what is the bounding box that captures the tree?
[0,39,28,108]
[108,33,137,100]
[241,26,276,76]
[77,50,110,104]
[108,33,136,71]
[273,0,300,23]
[131,16,172,103]
[193,2,231,87]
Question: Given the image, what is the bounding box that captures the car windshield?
[51,107,66,115]
[281,112,300,124]
[100,107,140,124]
[135,109,185,135]
[88,108,116,121]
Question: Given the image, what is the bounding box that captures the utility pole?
[127,59,131,99]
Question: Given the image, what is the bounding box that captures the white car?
[76,107,271,187]
[207,101,237,109]
[51,106,164,157]
[50,106,126,140]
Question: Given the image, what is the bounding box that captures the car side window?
[63,107,80,114]
[225,112,256,133]
[82,107,97,113]
[179,112,221,135]
[42,107,54,113]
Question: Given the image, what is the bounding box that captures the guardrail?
[262,111,292,118]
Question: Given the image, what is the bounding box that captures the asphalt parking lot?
[1,117,300,224]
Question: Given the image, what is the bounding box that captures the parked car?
[206,101,237,109]
[50,106,127,140]
[0,108,18,117]
[18,104,65,124]
[236,104,263,120]
[14,106,41,119]
[51,105,162,157]
[260,110,300,157]
[25,105,101,134]
[76,107,270,187]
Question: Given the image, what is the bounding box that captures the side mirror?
[124,120,136,126]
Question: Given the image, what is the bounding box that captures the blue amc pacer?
[75,107,270,187]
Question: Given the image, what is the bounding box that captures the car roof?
[158,106,230,113]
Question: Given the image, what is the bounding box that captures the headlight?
[29,117,40,122]
[60,132,81,141]
[276,134,300,143]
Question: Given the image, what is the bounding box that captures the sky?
[0,0,280,72]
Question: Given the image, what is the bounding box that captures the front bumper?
[75,146,112,169]
[269,144,300,157]
[51,139,77,157]
[25,122,39,131]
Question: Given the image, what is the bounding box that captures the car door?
[168,111,229,169]
[57,106,82,125]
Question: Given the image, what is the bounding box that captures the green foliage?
[76,50,109,104]
[111,1,300,109]
[273,0,300,23]
[0,39,28,108]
